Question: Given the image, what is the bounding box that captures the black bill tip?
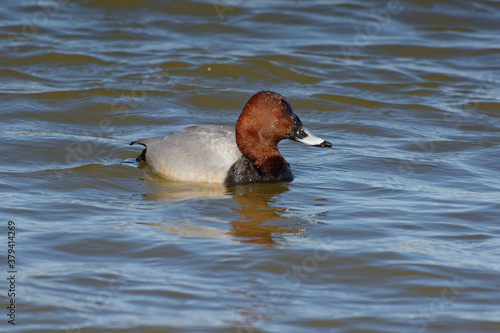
[314,140,332,148]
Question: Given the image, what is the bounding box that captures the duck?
[130,91,332,185]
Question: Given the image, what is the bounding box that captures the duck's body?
[131,91,332,186]
[134,125,241,183]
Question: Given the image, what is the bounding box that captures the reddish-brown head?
[235,91,332,169]
[235,91,294,152]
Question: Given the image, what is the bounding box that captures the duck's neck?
[226,135,292,185]
[238,138,288,172]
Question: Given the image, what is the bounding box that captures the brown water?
[1,0,500,332]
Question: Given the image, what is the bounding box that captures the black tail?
[136,148,147,162]
[130,141,147,163]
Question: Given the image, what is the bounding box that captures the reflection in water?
[227,183,307,245]
[138,169,309,245]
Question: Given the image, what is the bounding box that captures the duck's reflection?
[226,183,306,245]
[139,170,309,245]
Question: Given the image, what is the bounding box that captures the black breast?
[224,156,293,186]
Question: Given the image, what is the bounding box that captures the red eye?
[273,109,280,115]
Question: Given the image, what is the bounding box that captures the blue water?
[1,0,500,332]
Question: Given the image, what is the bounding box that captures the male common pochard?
[130,91,332,185]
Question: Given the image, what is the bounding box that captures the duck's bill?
[286,114,332,148]
[295,126,332,147]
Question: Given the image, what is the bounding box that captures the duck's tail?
[129,140,147,163]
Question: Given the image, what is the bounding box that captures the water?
[1,0,500,332]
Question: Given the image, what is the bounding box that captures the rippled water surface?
[1,0,500,332]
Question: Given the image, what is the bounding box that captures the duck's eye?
[273,109,281,115]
